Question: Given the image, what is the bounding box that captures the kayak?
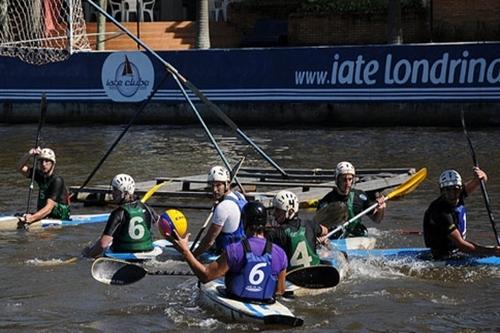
[104,246,163,260]
[198,278,303,327]
[346,247,500,266]
[330,236,376,251]
[104,239,217,263]
[0,213,110,231]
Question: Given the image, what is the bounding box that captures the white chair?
[209,0,223,22]
[108,0,123,20]
[142,0,155,22]
[122,0,155,22]
[122,0,137,22]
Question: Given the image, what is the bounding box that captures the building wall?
[229,0,500,46]
[288,10,429,46]
[432,0,500,42]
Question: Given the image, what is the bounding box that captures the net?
[0,0,90,65]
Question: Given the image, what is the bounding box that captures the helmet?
[111,173,135,195]
[159,209,188,238]
[39,148,56,163]
[242,201,267,227]
[335,161,355,177]
[439,170,462,188]
[207,166,230,183]
[273,190,299,219]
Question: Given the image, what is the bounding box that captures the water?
[0,124,499,332]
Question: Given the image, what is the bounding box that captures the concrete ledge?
[1,102,499,126]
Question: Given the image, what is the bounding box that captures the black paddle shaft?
[460,110,500,245]
[26,94,48,214]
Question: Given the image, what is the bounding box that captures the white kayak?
[199,278,303,327]
[330,236,376,251]
[0,213,110,231]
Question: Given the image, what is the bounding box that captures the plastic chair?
[108,0,123,20]
[209,0,223,22]
[142,0,155,22]
[122,0,137,22]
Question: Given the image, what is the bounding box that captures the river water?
[0,124,499,332]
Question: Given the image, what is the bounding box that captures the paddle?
[189,157,246,252]
[325,167,428,239]
[140,180,172,204]
[286,265,341,289]
[460,110,500,245]
[91,257,193,285]
[26,94,48,215]
[85,0,287,178]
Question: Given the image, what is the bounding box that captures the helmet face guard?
[273,190,299,220]
[335,161,355,188]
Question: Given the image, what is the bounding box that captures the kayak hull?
[199,279,303,327]
[346,247,500,266]
[0,213,110,231]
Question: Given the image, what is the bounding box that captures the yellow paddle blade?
[385,168,428,201]
[140,180,171,203]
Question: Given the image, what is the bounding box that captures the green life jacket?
[344,191,367,237]
[285,223,320,271]
[112,202,154,253]
[37,176,70,220]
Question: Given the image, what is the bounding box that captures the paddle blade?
[286,265,340,289]
[140,181,169,203]
[264,315,304,327]
[385,168,427,200]
[91,257,146,285]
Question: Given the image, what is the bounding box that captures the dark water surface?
[0,125,499,332]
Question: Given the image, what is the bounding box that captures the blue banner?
[1,42,499,102]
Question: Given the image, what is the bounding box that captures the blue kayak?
[346,247,500,266]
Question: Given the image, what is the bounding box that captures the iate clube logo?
[101,52,154,102]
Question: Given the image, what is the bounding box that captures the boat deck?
[70,167,416,209]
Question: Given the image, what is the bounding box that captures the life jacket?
[454,205,467,239]
[284,220,320,270]
[215,191,247,252]
[36,173,70,220]
[341,191,367,237]
[225,239,277,302]
[112,201,154,253]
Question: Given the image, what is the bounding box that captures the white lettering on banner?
[294,49,500,87]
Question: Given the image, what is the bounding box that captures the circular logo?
[102,52,154,102]
[359,193,368,201]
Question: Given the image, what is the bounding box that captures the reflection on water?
[1,124,499,332]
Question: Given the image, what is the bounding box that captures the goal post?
[0,0,90,65]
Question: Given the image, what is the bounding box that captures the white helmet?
[439,170,462,188]
[39,148,56,163]
[112,173,135,195]
[335,161,355,177]
[207,166,230,183]
[273,190,299,219]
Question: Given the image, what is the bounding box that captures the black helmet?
[242,201,267,226]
